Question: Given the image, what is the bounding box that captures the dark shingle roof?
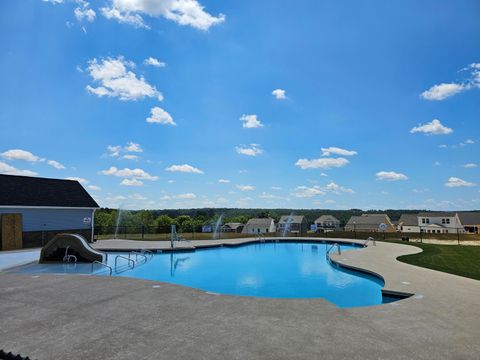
[457,212,480,225]
[398,214,419,226]
[315,215,339,223]
[0,174,99,208]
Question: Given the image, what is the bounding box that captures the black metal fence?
[93,225,479,244]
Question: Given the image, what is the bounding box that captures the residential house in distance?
[0,174,99,250]
[314,215,341,232]
[242,218,276,234]
[417,212,464,234]
[398,214,420,233]
[344,214,396,232]
[276,215,308,234]
[457,212,480,234]
[221,222,245,233]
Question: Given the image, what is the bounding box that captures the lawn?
[394,241,480,281]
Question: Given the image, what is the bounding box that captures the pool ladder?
[255,233,266,242]
[325,243,341,267]
[363,237,376,246]
[91,249,154,275]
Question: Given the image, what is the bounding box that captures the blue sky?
[0,0,479,210]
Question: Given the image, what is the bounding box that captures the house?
[398,214,420,233]
[344,214,396,232]
[221,222,244,233]
[417,212,464,234]
[276,215,308,234]
[242,218,276,234]
[314,215,340,232]
[457,212,480,234]
[0,174,99,250]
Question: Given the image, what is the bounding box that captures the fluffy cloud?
[0,161,37,176]
[295,157,349,170]
[292,186,325,198]
[421,83,466,101]
[421,63,480,101]
[1,149,64,169]
[86,57,163,101]
[100,166,158,180]
[410,119,453,135]
[240,114,263,129]
[218,179,230,183]
[236,185,255,191]
[101,0,225,31]
[325,182,354,194]
[65,177,89,184]
[445,177,475,188]
[166,164,203,174]
[124,142,142,152]
[107,142,143,160]
[87,185,101,191]
[146,107,176,125]
[74,1,96,22]
[235,144,263,157]
[144,57,166,68]
[120,178,144,186]
[161,193,197,200]
[464,163,478,168]
[47,160,66,169]
[321,147,357,157]
[272,89,287,100]
[1,149,43,162]
[376,171,408,181]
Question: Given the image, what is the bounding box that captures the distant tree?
[156,215,173,233]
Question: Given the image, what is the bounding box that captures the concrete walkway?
[1,238,480,359]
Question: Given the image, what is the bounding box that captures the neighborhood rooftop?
[0,174,99,208]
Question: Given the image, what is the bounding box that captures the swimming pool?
[9,241,388,308]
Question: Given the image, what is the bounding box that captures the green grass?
[392,241,480,280]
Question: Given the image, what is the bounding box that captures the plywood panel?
[1,214,23,250]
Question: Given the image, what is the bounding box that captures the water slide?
[40,233,106,263]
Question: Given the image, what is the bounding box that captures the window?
[422,218,426,224]
[446,219,450,224]
[445,230,448,233]
[442,219,446,224]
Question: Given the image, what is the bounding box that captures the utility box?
[1,213,23,250]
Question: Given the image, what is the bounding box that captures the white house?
[314,215,341,232]
[417,212,464,234]
[242,218,276,234]
[398,214,420,233]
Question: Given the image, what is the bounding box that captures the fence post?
[142,225,145,240]
[457,228,460,245]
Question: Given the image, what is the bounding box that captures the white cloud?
[464,163,478,168]
[176,193,196,199]
[47,160,66,169]
[125,142,142,152]
[235,144,263,157]
[144,57,166,68]
[86,57,163,101]
[421,83,466,101]
[120,178,144,186]
[99,166,158,180]
[107,142,143,160]
[259,192,284,200]
[65,177,89,184]
[146,107,176,125]
[292,186,325,198]
[376,171,408,181]
[410,119,453,135]
[87,185,101,191]
[240,114,263,129]
[166,164,203,174]
[325,182,354,194]
[272,89,287,100]
[122,154,138,160]
[295,157,349,170]
[464,139,475,144]
[321,147,357,157]
[271,186,281,190]
[445,177,475,188]
[218,179,230,183]
[101,0,225,31]
[236,185,255,191]
[0,161,37,176]
[74,2,96,22]
[1,149,43,162]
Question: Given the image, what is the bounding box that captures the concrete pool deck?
[1,238,480,359]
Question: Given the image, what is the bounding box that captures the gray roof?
[457,212,480,225]
[278,215,306,223]
[315,215,339,223]
[418,212,457,217]
[346,214,392,226]
[398,214,419,226]
[222,222,244,230]
[245,218,275,226]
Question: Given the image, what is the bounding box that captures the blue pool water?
[10,242,386,308]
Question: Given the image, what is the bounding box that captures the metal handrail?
[91,260,112,275]
[326,243,342,255]
[129,251,147,264]
[115,255,135,272]
[140,249,154,260]
[364,237,376,246]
